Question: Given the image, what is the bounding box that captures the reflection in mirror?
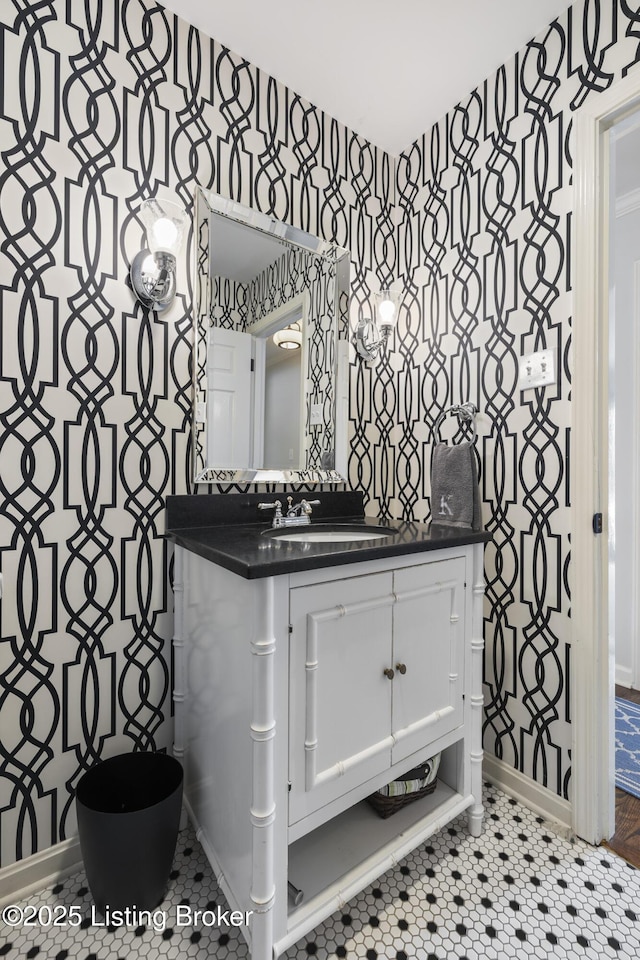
[193,187,350,483]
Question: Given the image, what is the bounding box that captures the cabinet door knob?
[395,662,407,675]
[383,667,395,680]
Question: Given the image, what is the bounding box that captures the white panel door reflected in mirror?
[207,300,305,471]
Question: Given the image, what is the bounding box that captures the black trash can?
[75,752,183,913]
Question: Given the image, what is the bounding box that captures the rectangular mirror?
[193,187,350,484]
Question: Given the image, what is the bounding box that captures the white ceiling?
[160,0,574,155]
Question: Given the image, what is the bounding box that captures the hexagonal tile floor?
[1,784,639,959]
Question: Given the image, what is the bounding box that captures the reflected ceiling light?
[131,198,187,311]
[355,288,401,361]
[273,321,302,350]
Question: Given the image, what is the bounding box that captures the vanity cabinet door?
[288,572,395,826]
[391,557,466,764]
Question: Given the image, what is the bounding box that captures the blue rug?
[615,697,640,799]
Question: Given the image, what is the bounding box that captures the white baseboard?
[615,664,634,687]
[0,837,83,908]
[483,753,573,835]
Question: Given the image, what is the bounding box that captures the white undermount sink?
[263,524,396,543]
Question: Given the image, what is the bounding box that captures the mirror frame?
[192,187,350,484]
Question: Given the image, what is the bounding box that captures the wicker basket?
[366,753,440,820]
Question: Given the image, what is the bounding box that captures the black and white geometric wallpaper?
[0,0,639,869]
[389,0,640,804]
[0,0,392,868]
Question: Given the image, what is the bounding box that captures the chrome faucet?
[258,497,321,528]
[285,496,319,518]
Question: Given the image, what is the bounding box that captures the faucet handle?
[258,500,282,517]
[301,498,321,515]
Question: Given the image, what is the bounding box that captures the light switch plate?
[195,401,207,422]
[519,349,556,390]
[310,404,323,425]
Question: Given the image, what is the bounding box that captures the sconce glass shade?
[375,289,399,331]
[139,198,187,257]
[131,198,187,311]
[355,288,401,360]
[273,321,302,350]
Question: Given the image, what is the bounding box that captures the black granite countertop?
[165,493,490,580]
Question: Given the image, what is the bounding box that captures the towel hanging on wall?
[430,404,482,531]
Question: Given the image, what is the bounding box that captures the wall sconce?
[273,321,302,350]
[130,198,187,311]
[355,288,401,360]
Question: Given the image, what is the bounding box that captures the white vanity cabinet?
[173,540,485,960]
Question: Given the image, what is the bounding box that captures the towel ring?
[434,402,478,444]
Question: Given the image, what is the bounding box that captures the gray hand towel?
[430,441,482,530]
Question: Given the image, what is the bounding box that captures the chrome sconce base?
[131,197,187,312]
[130,250,177,312]
[354,319,393,361]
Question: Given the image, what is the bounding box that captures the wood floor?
[603,684,640,868]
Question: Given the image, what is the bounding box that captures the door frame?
[631,261,640,690]
[572,69,640,844]
[249,292,309,469]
